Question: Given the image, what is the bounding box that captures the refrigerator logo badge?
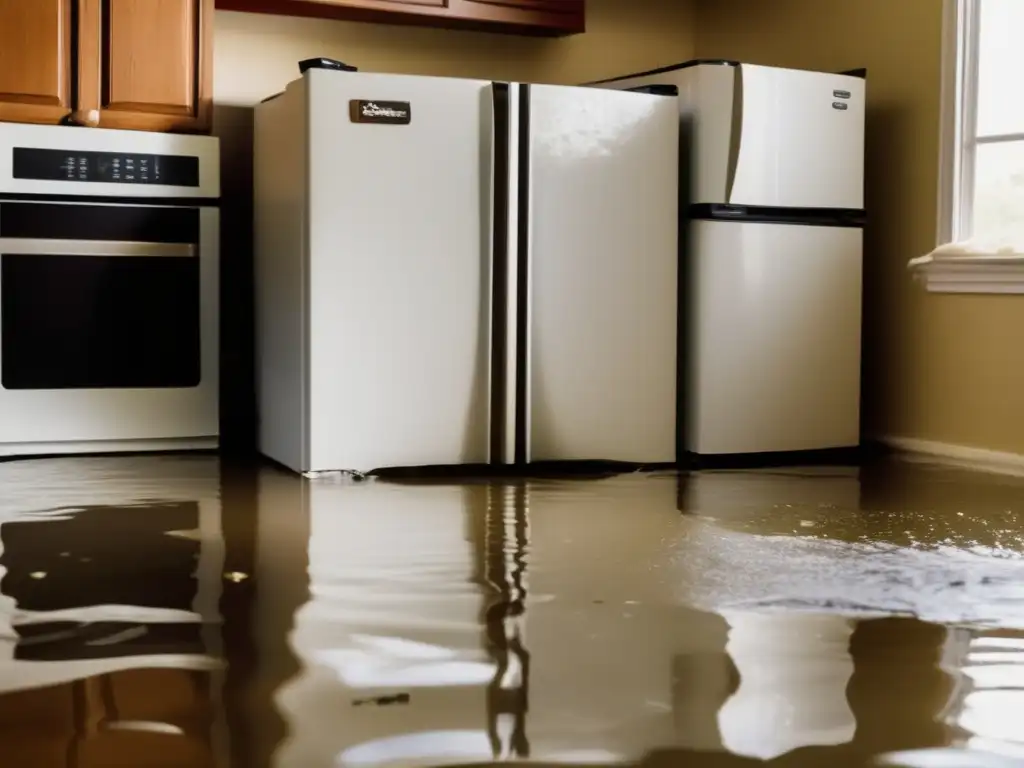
[832,101,849,110]
[349,100,412,125]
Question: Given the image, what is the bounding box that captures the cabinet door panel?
[213,0,584,34]
[322,0,447,6]
[0,0,74,124]
[463,0,579,10]
[78,0,213,133]
[449,0,583,30]
[106,0,197,116]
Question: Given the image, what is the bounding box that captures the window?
[941,0,1024,245]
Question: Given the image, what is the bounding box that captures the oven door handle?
[0,238,195,258]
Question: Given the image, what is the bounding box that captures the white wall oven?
[0,123,219,457]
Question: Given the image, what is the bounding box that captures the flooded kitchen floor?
[0,456,1023,767]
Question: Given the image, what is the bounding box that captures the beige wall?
[210,1,696,451]
[694,0,1024,454]
[214,0,696,104]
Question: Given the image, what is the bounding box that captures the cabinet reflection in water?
[0,456,226,767]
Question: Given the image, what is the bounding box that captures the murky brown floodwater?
[1,455,1023,767]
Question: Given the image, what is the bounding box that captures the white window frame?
[936,0,977,245]
[925,0,1024,294]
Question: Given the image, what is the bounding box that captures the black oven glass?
[0,203,202,390]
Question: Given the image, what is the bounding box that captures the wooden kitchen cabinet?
[0,0,213,134]
[214,0,585,35]
[77,0,214,132]
[0,0,74,125]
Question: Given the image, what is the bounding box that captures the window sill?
[909,249,1024,294]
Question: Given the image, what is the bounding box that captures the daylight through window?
[957,0,1024,242]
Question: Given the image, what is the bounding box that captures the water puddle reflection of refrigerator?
[717,611,856,759]
[0,456,227,767]
[265,473,499,768]
[676,467,862,760]
[274,469,866,766]
[521,474,731,763]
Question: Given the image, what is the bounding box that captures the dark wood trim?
[214,0,585,36]
[74,0,101,126]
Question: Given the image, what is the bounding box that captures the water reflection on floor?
[1,456,1024,767]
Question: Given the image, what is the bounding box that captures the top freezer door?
[728,64,865,210]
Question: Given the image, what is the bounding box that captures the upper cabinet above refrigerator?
[590,61,866,211]
[213,0,585,35]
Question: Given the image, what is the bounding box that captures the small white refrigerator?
[593,60,866,458]
[254,67,680,475]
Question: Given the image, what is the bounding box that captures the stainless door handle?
[0,239,196,258]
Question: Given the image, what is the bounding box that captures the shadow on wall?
[859,97,939,442]
[214,105,256,456]
[860,101,907,440]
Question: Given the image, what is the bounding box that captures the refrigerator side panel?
[254,80,310,473]
[588,64,735,205]
[729,65,866,209]
[305,71,492,473]
[688,220,863,455]
[526,85,679,464]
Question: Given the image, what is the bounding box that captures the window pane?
[976,0,1024,137]
[971,140,1024,240]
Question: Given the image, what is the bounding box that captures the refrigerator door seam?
[504,86,521,467]
[489,83,511,466]
[513,83,532,467]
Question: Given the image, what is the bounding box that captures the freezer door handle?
[725,65,744,204]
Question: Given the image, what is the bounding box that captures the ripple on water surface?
[0,457,1022,766]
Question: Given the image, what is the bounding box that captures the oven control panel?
[12,148,200,187]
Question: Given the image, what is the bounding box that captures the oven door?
[0,201,218,452]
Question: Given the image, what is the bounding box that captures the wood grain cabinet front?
[77,0,213,132]
[213,0,585,35]
[0,0,213,133]
[0,0,75,125]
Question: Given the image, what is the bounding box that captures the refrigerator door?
[688,220,862,456]
[304,71,493,473]
[728,65,865,210]
[515,84,679,464]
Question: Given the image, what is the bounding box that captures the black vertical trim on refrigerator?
[489,84,511,466]
[513,84,531,467]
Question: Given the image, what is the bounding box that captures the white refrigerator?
[593,60,866,458]
[254,68,680,475]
